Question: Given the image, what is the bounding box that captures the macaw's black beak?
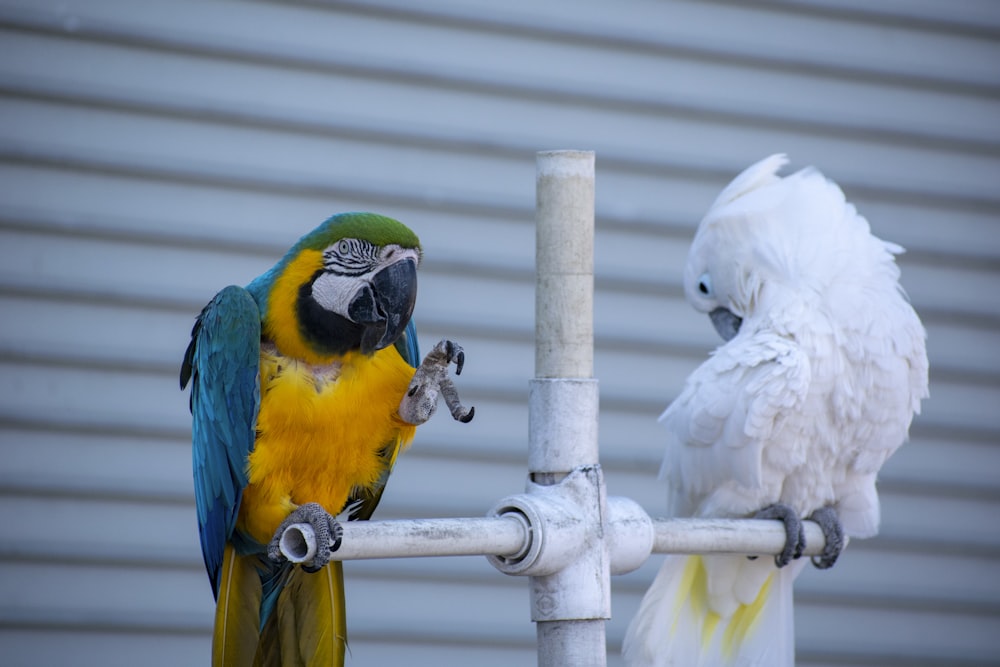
[709,306,742,342]
[349,258,418,354]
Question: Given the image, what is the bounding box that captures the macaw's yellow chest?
[237,343,417,545]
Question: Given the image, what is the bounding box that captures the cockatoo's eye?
[697,273,713,296]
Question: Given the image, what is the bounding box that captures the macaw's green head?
[251,212,422,362]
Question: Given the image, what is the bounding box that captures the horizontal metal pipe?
[653,518,828,556]
[278,514,829,563]
[281,516,529,562]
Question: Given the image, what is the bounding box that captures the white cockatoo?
[623,155,929,667]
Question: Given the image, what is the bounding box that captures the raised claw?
[398,339,474,425]
[439,340,465,374]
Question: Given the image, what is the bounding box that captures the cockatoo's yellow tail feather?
[671,556,772,660]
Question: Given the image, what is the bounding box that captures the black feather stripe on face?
[295,270,364,356]
[322,238,379,277]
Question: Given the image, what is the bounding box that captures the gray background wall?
[1,1,998,665]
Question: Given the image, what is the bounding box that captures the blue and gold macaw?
[180,212,472,666]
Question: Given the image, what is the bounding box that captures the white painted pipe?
[653,518,829,557]
[534,149,595,380]
[606,495,654,575]
[527,378,599,478]
[530,149,607,667]
[279,522,318,563]
[488,489,586,577]
[277,514,829,564]
[531,149,599,478]
[277,516,528,562]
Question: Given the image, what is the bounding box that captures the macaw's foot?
[809,506,845,570]
[399,339,475,425]
[267,502,343,573]
[755,503,805,568]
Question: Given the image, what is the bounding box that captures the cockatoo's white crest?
[708,153,789,210]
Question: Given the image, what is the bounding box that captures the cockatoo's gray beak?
[709,307,742,342]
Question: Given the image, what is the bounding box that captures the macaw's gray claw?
[809,506,844,570]
[754,503,805,568]
[267,502,342,573]
[398,339,474,425]
[440,374,474,423]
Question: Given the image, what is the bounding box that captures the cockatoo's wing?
[660,331,811,520]
[627,333,812,667]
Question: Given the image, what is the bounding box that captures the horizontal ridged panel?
[0,0,997,665]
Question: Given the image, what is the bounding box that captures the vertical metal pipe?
[535,150,595,381]
[531,149,599,477]
[531,150,607,667]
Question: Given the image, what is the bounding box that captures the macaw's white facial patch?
[310,271,361,316]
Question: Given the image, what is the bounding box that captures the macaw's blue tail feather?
[212,544,346,667]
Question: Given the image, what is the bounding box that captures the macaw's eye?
[697,273,713,296]
[324,238,381,276]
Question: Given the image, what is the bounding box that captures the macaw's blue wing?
[180,285,261,597]
[346,318,420,522]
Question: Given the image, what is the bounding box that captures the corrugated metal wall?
[1,1,998,665]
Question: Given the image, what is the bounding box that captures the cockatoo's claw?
[398,339,474,425]
[754,503,805,568]
[267,502,342,573]
[808,506,844,570]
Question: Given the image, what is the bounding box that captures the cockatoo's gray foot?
[755,503,805,567]
[808,506,844,570]
[267,502,343,573]
[399,339,475,425]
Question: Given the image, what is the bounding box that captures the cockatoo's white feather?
[624,155,928,667]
